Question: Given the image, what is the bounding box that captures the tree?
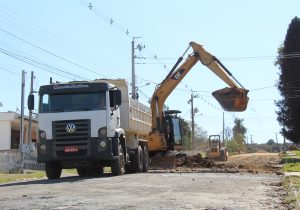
[276,16,300,143]
[232,118,247,152]
[194,122,207,143]
[225,139,239,154]
[180,118,192,150]
[224,125,232,142]
[267,139,276,145]
[232,118,247,138]
[186,121,207,150]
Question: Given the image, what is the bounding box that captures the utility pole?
[131,36,144,99]
[19,70,26,171]
[222,112,225,144]
[276,132,279,150]
[191,92,195,148]
[27,71,34,152]
[188,90,199,149]
[131,38,136,99]
[20,70,25,148]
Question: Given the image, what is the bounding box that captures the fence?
[0,150,44,173]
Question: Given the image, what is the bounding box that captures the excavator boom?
[148,41,249,152]
[190,42,249,112]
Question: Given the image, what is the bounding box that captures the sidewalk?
[284,172,300,176]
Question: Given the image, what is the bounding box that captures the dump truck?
[29,79,154,179]
[28,41,249,179]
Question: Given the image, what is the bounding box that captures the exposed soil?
[0,152,288,210]
[149,152,282,174]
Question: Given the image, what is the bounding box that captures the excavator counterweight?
[212,87,249,112]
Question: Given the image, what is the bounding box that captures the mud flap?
[212,87,249,112]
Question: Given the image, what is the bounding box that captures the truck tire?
[143,145,149,172]
[132,145,144,173]
[77,167,87,177]
[77,167,103,177]
[45,162,62,180]
[111,145,125,176]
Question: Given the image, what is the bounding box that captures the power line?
[77,0,170,70]
[250,85,276,91]
[0,65,21,76]
[77,0,130,37]
[138,52,300,62]
[0,3,109,75]
[0,47,81,80]
[0,27,107,79]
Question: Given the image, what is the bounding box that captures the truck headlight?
[98,127,107,138]
[99,140,107,148]
[40,144,46,151]
[40,131,46,138]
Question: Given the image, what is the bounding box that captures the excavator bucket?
[212,87,249,112]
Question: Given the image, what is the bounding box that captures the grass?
[282,150,300,172]
[0,167,112,184]
[283,175,300,207]
[283,163,300,172]
[282,150,300,207]
[0,170,45,183]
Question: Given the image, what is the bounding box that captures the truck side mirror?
[114,90,122,106]
[28,94,35,111]
[109,89,122,107]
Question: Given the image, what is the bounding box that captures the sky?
[0,0,299,144]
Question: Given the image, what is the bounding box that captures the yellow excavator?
[148,41,249,155]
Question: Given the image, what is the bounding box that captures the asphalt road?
[0,172,286,210]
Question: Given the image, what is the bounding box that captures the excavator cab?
[212,87,249,112]
[163,110,183,151]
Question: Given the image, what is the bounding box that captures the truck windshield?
[40,92,106,113]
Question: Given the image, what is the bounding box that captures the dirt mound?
[221,153,281,173]
[149,152,282,174]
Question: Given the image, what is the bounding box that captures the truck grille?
[52,119,91,157]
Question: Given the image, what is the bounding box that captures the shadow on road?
[0,173,113,187]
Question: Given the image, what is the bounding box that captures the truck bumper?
[37,137,115,163]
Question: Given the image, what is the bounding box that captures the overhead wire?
[0,27,108,79]
[0,47,80,80]
[0,3,108,70]
[0,65,21,76]
[0,3,122,82]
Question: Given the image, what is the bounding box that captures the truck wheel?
[77,167,103,177]
[143,145,149,172]
[77,167,87,177]
[132,145,144,173]
[111,145,125,176]
[45,162,62,180]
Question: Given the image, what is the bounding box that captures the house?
[0,111,38,150]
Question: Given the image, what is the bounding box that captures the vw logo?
[66,123,76,134]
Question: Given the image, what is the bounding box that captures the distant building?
[0,112,37,150]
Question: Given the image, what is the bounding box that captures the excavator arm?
[150,41,249,132]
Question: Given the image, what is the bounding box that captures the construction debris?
[149,152,282,174]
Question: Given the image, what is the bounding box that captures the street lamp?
[132,82,150,100]
[138,82,150,88]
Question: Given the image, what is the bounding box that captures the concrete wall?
[0,121,11,150]
[0,150,44,173]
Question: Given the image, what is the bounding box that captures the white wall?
[0,121,11,150]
